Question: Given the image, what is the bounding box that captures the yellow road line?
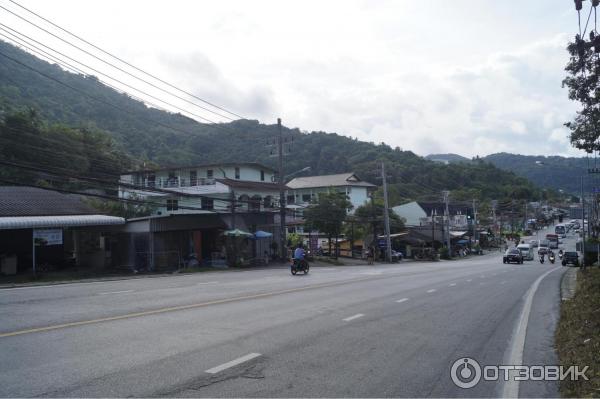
[0,275,381,338]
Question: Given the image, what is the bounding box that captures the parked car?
[503,248,523,264]
[562,252,580,267]
[390,250,404,262]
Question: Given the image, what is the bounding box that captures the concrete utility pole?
[581,175,586,269]
[443,190,451,258]
[278,118,286,261]
[381,162,392,263]
[472,199,478,243]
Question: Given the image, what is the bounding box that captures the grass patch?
[556,267,600,397]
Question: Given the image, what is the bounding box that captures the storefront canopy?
[254,230,273,238]
[0,215,125,230]
[224,228,254,237]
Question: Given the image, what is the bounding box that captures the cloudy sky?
[0,0,588,157]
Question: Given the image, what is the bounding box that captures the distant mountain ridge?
[426,152,587,194]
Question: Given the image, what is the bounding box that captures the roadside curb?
[560,266,578,301]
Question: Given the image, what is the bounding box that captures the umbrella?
[223,229,254,237]
[254,230,273,238]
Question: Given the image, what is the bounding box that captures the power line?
[0,24,230,125]
[7,0,246,120]
[0,3,240,122]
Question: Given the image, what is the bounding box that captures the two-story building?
[118,162,284,269]
[283,172,376,237]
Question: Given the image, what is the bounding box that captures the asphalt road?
[0,232,575,397]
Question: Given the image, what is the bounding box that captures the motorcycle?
[291,258,309,275]
[539,255,545,264]
[558,250,564,260]
[549,253,555,264]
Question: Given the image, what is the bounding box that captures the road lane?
[0,251,566,397]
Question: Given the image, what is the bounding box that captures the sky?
[0,0,590,158]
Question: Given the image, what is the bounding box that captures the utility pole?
[278,118,286,261]
[472,199,478,245]
[381,162,392,263]
[431,208,436,250]
[443,190,451,258]
[581,175,586,269]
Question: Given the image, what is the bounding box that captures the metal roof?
[286,173,376,189]
[0,186,96,217]
[0,215,125,230]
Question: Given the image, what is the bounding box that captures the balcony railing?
[123,177,217,189]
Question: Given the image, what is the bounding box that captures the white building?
[285,172,376,213]
[119,162,280,215]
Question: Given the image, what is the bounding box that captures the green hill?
[0,40,553,205]
[483,153,588,195]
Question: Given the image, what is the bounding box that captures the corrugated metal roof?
[0,215,125,230]
[286,173,376,189]
[0,186,96,216]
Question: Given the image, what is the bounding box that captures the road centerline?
[205,353,262,374]
[343,313,365,322]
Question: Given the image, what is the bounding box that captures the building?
[286,172,376,212]
[119,162,279,215]
[392,201,473,229]
[0,186,125,275]
[118,162,284,269]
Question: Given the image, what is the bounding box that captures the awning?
[377,232,408,239]
[254,230,273,238]
[0,215,125,230]
[450,231,468,237]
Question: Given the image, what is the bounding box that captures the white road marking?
[396,298,409,303]
[502,266,561,398]
[466,279,473,282]
[343,313,365,322]
[426,289,436,293]
[448,283,457,287]
[205,353,262,374]
[197,281,219,285]
[98,290,134,295]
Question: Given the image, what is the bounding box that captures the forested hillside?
[0,40,554,205]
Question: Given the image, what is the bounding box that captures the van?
[516,243,534,261]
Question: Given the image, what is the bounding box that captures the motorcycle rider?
[293,244,307,270]
[539,252,545,264]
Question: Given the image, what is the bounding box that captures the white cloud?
[3,0,589,157]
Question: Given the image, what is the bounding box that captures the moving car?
[562,251,580,267]
[503,248,523,264]
[529,240,539,248]
[517,243,534,261]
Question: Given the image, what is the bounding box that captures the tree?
[563,34,600,152]
[354,199,405,247]
[304,190,353,258]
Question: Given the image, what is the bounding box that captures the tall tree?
[304,190,353,258]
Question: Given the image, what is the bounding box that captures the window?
[260,170,265,181]
[287,194,295,204]
[302,194,312,202]
[201,197,214,210]
[235,167,240,179]
[166,199,179,211]
[207,169,213,179]
[190,171,197,186]
[147,174,156,188]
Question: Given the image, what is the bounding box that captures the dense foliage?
[0,40,552,207]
